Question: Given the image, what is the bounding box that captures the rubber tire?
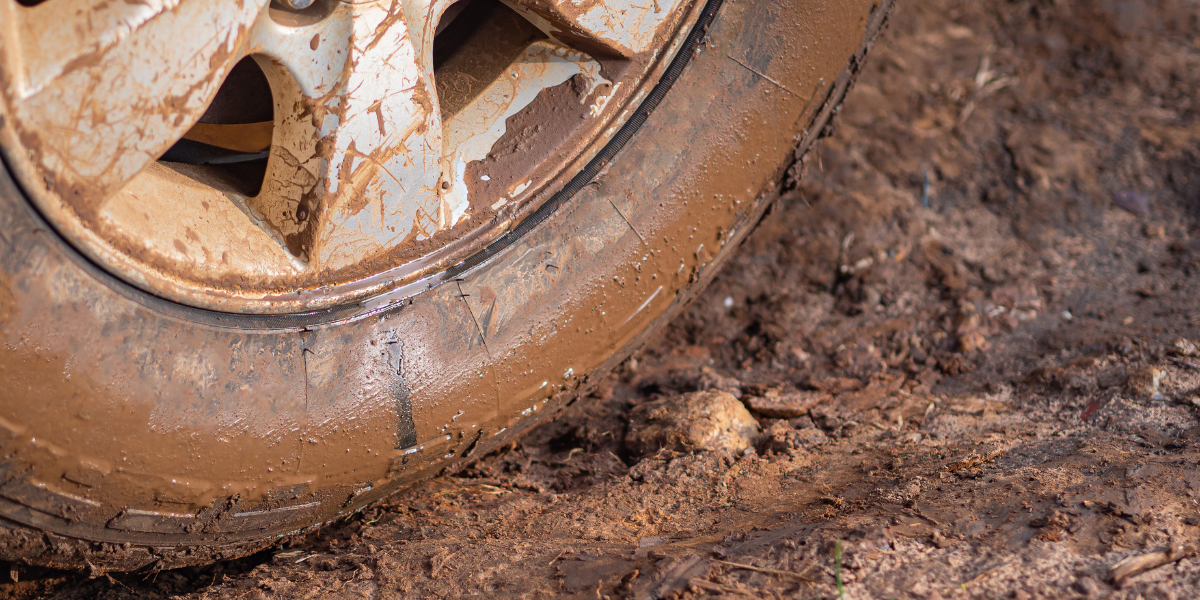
[0,0,891,571]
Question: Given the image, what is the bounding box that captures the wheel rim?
[0,0,699,313]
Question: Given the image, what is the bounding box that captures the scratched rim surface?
[0,0,700,314]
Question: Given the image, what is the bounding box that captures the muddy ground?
[11,0,1200,597]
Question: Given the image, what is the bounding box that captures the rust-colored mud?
[9,0,1200,597]
[0,0,881,573]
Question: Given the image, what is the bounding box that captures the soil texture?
[9,0,1200,597]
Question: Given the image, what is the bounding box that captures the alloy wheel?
[0,0,699,312]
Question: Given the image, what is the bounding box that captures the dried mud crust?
[13,0,1200,597]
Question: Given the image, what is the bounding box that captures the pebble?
[958,330,989,352]
[1125,366,1163,400]
[1171,337,1199,357]
[1113,190,1150,214]
[624,390,760,457]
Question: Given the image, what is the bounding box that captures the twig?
[905,507,942,527]
[1170,358,1200,370]
[104,574,132,591]
[974,52,993,89]
[1111,545,1196,587]
[713,559,815,582]
[478,484,510,495]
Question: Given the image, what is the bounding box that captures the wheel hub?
[0,0,697,313]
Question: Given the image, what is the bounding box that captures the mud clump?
[623,390,759,457]
[756,420,816,460]
[1126,366,1163,400]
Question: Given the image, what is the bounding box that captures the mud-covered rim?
[0,0,726,331]
[0,0,712,314]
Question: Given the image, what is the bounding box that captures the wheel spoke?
[248,0,455,269]
[501,0,687,58]
[1,0,268,214]
[99,162,305,280]
[0,0,694,310]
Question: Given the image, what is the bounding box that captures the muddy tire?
[0,0,891,571]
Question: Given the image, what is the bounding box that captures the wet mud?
[11,0,1200,597]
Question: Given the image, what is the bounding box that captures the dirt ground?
[10,0,1200,597]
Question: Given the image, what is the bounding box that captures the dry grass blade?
[714,559,815,582]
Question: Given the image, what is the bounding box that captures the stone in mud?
[1113,190,1150,214]
[1171,338,1199,357]
[1125,366,1163,400]
[624,390,759,457]
[957,330,989,352]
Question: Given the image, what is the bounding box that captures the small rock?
[1144,223,1166,238]
[1113,190,1150,214]
[1171,338,1199,357]
[958,330,989,352]
[1125,366,1163,400]
[624,390,759,457]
